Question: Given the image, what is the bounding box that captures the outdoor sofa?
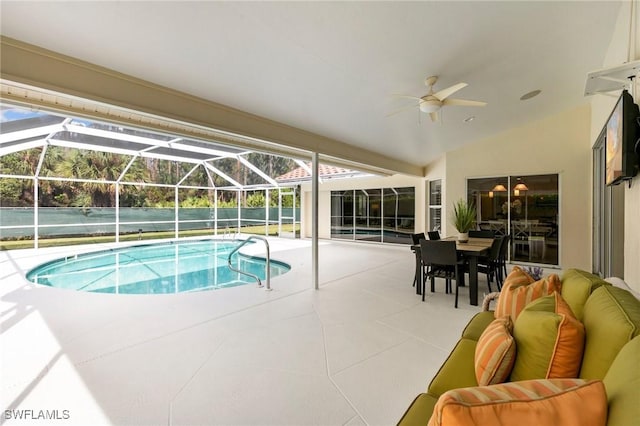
[398,268,640,426]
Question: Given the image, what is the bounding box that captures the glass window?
[428,180,442,232]
[467,174,559,266]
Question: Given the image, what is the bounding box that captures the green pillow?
[560,269,609,321]
[580,285,640,379]
[511,292,585,381]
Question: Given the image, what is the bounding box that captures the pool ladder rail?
[227,235,272,291]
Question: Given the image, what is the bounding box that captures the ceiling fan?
[391,76,487,122]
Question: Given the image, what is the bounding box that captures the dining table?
[411,236,494,306]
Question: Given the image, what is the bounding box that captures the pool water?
[26,239,290,294]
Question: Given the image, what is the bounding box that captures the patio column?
[115,182,120,243]
[312,152,319,290]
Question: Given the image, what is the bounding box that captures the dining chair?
[497,234,511,288]
[468,230,494,238]
[427,231,441,240]
[475,236,504,293]
[411,232,426,245]
[410,233,426,289]
[420,240,466,307]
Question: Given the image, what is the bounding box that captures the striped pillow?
[495,269,561,320]
[474,317,516,385]
[428,379,607,426]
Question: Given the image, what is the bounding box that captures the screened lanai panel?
[243,152,297,179]
[210,157,266,187]
[81,121,173,142]
[120,157,151,183]
[50,149,131,183]
[141,159,182,186]
[0,136,44,154]
[0,109,64,132]
[180,164,213,188]
[178,139,246,156]
[0,147,42,177]
[146,146,212,163]
[52,131,150,153]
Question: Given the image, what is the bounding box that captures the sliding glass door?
[331,186,415,244]
[467,175,559,266]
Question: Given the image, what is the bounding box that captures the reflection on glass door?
[467,175,559,266]
[331,187,415,244]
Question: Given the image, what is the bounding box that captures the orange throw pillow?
[428,379,607,426]
[495,268,561,320]
[474,317,516,386]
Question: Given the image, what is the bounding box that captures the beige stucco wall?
[443,105,592,271]
[302,105,592,271]
[589,2,640,291]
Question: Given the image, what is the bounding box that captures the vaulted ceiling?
[0,1,624,170]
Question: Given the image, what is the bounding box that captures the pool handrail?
[227,235,272,290]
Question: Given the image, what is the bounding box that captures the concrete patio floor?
[1,237,489,425]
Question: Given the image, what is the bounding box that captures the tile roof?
[275,163,360,182]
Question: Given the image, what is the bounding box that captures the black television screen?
[605,90,640,186]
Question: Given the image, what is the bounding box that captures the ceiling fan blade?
[391,94,423,101]
[434,82,467,101]
[386,103,420,117]
[442,98,487,107]
[429,111,439,122]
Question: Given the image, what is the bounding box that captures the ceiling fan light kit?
[419,99,441,113]
[392,75,487,122]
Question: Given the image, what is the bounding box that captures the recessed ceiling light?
[463,116,475,123]
[520,90,542,100]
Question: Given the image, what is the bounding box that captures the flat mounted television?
[605,90,640,186]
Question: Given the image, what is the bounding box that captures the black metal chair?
[469,230,495,238]
[427,231,441,240]
[475,236,504,293]
[411,232,426,245]
[420,240,466,307]
[497,234,511,289]
[410,233,426,289]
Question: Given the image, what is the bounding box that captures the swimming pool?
[26,239,290,294]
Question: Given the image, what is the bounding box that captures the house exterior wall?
[443,105,592,271]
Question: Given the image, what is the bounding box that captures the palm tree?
[55,150,147,207]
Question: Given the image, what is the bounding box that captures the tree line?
[0,148,299,208]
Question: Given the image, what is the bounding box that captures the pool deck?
[1,237,484,425]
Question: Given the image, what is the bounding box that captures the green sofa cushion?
[560,268,609,321]
[603,336,640,426]
[428,338,478,397]
[397,393,438,426]
[580,285,640,379]
[461,311,495,341]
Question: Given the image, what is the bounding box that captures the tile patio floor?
[1,237,491,425]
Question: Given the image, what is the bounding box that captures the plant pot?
[458,232,469,243]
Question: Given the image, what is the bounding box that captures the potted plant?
[452,199,476,243]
